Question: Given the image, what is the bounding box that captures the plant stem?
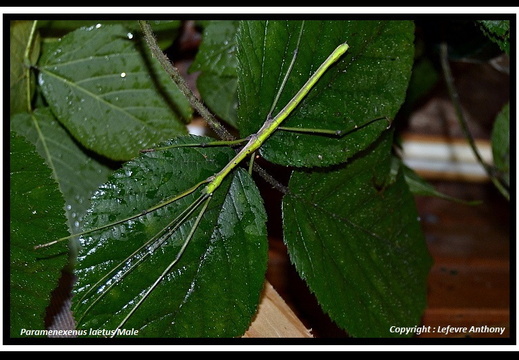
[139,20,291,195]
[439,43,493,176]
[139,21,348,198]
[24,20,38,112]
[440,43,509,200]
[139,20,235,142]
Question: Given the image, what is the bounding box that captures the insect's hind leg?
[277,116,392,137]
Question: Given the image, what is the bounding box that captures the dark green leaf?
[73,135,268,337]
[190,20,239,127]
[10,131,69,338]
[37,20,182,49]
[190,21,238,78]
[477,20,510,54]
[400,57,439,116]
[391,157,481,205]
[282,132,432,337]
[491,102,510,181]
[11,108,114,235]
[38,24,192,161]
[491,102,510,196]
[237,20,414,167]
[10,20,40,115]
[196,73,238,128]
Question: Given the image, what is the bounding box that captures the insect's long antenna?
[74,192,210,323]
[34,179,209,250]
[266,21,305,120]
[110,193,213,336]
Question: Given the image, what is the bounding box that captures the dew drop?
[127,32,134,40]
[120,72,127,78]
[95,23,102,29]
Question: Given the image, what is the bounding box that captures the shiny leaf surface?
[237,20,414,167]
[282,132,432,337]
[10,131,69,337]
[11,108,114,235]
[73,135,268,337]
[38,24,191,161]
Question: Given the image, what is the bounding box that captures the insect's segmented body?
[36,32,350,337]
[204,42,349,195]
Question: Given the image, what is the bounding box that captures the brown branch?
[139,20,235,142]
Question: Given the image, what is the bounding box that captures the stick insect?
[35,21,386,337]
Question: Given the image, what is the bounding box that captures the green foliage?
[283,132,432,337]
[11,108,114,235]
[477,20,510,54]
[10,18,467,339]
[37,20,182,49]
[10,20,40,115]
[10,131,69,337]
[491,102,510,198]
[37,24,191,160]
[237,20,414,167]
[190,20,239,128]
[73,136,267,337]
[476,20,510,200]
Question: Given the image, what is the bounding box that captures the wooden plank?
[415,181,511,339]
[401,133,493,182]
[243,281,313,338]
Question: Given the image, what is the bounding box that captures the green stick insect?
[36,21,386,337]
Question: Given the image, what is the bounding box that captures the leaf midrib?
[287,183,417,327]
[39,68,152,129]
